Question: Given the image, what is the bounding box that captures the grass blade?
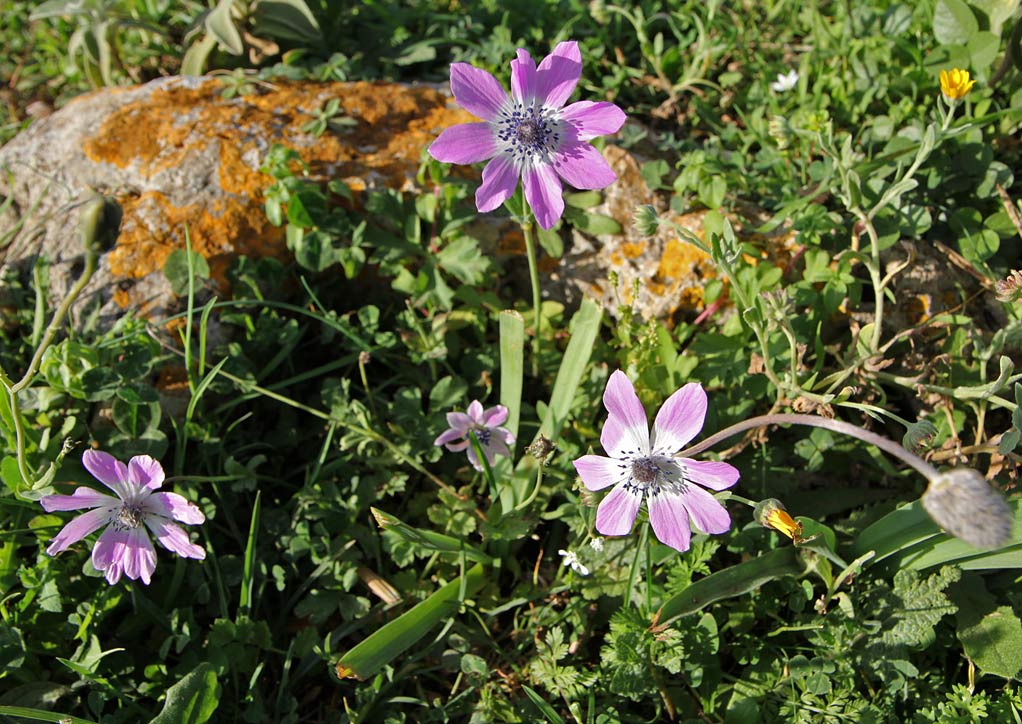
[335,563,487,680]
[658,547,805,623]
[499,309,525,445]
[537,297,601,444]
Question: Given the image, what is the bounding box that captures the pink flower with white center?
[428,40,626,230]
[572,371,740,552]
[434,400,515,471]
[40,450,205,585]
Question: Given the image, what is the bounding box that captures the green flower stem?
[626,524,649,610]
[520,208,542,377]
[0,197,102,490]
[678,412,939,481]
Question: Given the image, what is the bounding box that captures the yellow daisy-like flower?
[940,68,976,102]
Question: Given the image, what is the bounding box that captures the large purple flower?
[434,400,515,471]
[572,371,740,552]
[41,450,205,585]
[428,40,626,230]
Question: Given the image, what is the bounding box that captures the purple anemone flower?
[434,400,516,471]
[41,450,205,585]
[428,40,626,230]
[572,371,740,552]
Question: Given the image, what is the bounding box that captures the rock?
[547,143,799,321]
[0,74,794,328]
[0,75,472,326]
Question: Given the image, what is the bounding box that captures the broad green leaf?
[149,662,221,724]
[252,0,322,44]
[498,310,525,443]
[951,576,1022,679]
[933,0,978,45]
[206,0,244,55]
[970,0,1021,34]
[181,33,218,76]
[851,500,941,564]
[164,248,210,297]
[335,563,487,680]
[658,547,806,623]
[537,297,601,444]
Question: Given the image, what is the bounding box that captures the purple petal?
[482,405,509,427]
[681,459,740,491]
[485,438,511,461]
[511,48,537,103]
[595,484,641,536]
[496,428,516,446]
[434,428,465,446]
[46,507,115,555]
[650,383,707,454]
[536,40,581,108]
[573,454,628,491]
[41,487,119,512]
[145,517,206,560]
[561,100,627,140]
[466,444,483,471]
[551,142,617,190]
[128,455,165,490]
[144,492,205,525]
[648,492,693,552]
[445,412,472,432]
[450,62,508,120]
[523,162,564,230]
[92,526,156,585]
[444,439,470,452]
[428,122,498,165]
[600,371,649,458]
[681,485,732,534]
[467,401,486,424]
[476,155,520,213]
[82,450,130,499]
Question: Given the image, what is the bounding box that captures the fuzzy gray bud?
[922,468,1014,548]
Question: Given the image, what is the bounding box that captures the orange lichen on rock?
[80,78,473,303]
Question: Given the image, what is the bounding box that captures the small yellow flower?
[754,498,805,543]
[765,508,803,541]
[940,68,976,102]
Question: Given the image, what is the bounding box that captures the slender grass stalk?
[519,207,543,377]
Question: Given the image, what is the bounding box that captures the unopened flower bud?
[922,468,1013,548]
[768,115,792,150]
[995,270,1022,304]
[633,205,661,236]
[526,434,556,462]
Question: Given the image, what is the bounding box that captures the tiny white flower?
[770,70,799,93]
[557,549,590,576]
[589,537,605,552]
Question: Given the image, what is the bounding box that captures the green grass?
[2,0,1022,722]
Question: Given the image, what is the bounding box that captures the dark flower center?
[473,427,492,446]
[496,103,561,164]
[516,119,542,145]
[117,504,145,529]
[631,457,660,485]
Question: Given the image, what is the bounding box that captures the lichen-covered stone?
[549,145,798,321]
[0,75,471,325]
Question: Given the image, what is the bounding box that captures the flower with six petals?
[40,450,205,585]
[572,371,740,552]
[434,400,516,471]
[428,40,626,230]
